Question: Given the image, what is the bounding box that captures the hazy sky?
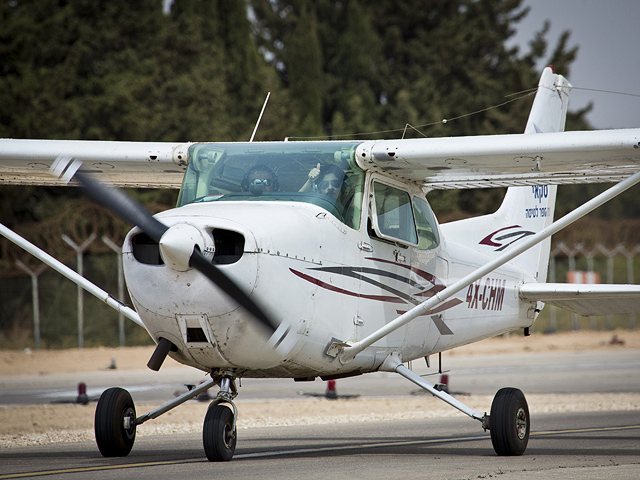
[508,0,640,129]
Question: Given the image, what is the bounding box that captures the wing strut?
[335,169,640,364]
[0,222,144,328]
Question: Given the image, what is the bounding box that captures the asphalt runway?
[1,411,638,479]
[1,348,639,478]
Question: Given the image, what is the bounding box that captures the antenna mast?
[250,92,271,142]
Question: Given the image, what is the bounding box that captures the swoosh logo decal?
[479,225,535,251]
[290,257,462,317]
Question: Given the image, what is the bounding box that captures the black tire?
[95,387,136,457]
[203,404,236,462]
[490,387,529,456]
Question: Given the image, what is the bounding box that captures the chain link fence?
[3,233,639,348]
[535,242,640,333]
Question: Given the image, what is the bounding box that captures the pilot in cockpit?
[241,164,279,195]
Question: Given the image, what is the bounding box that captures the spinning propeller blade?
[75,171,168,242]
[72,170,277,334]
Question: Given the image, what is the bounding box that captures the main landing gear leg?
[381,353,529,456]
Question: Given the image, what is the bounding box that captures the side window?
[413,196,440,250]
[372,181,418,245]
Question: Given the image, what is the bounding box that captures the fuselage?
[122,141,534,379]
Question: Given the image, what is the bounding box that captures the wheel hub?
[122,407,136,440]
[515,407,527,440]
[224,420,236,446]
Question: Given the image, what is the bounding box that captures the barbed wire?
[0,200,128,277]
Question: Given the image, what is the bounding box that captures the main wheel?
[489,387,529,456]
[95,387,136,457]
[203,404,236,462]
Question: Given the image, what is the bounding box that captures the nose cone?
[158,223,210,272]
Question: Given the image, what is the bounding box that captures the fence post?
[596,244,618,331]
[16,261,47,350]
[62,233,97,348]
[103,236,126,347]
[566,244,579,331]
[548,253,557,332]
[585,249,596,330]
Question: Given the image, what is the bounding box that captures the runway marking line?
[2,424,639,478]
[0,459,206,479]
[531,424,640,436]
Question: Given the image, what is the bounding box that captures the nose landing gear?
[203,377,238,462]
[94,374,239,461]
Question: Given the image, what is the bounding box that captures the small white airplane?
[1,67,640,461]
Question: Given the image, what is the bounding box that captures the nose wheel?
[203,404,237,461]
[203,376,239,462]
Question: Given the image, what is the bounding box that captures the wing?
[0,139,192,187]
[355,128,640,189]
[4,129,640,189]
[519,283,640,316]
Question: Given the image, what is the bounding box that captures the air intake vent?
[187,327,208,343]
[213,229,245,264]
[132,233,163,265]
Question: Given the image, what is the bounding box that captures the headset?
[241,164,279,192]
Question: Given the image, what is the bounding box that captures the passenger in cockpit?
[315,164,344,199]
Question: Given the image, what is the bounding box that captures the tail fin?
[495,67,571,281]
[441,67,572,282]
[524,66,572,134]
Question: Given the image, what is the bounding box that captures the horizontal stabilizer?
[519,283,640,316]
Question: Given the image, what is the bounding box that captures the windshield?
[177,141,365,229]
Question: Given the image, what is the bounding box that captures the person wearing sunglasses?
[241,164,279,195]
[315,164,344,199]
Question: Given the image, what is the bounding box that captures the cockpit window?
[177,141,365,230]
[372,181,418,245]
[412,196,440,250]
[369,181,440,250]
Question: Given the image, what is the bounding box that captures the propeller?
[63,165,277,335]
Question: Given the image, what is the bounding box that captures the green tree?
[249,0,591,216]
[0,0,286,347]
[249,0,587,141]
[328,0,382,137]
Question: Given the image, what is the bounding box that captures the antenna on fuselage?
[250,92,271,142]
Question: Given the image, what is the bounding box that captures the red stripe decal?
[290,268,405,303]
